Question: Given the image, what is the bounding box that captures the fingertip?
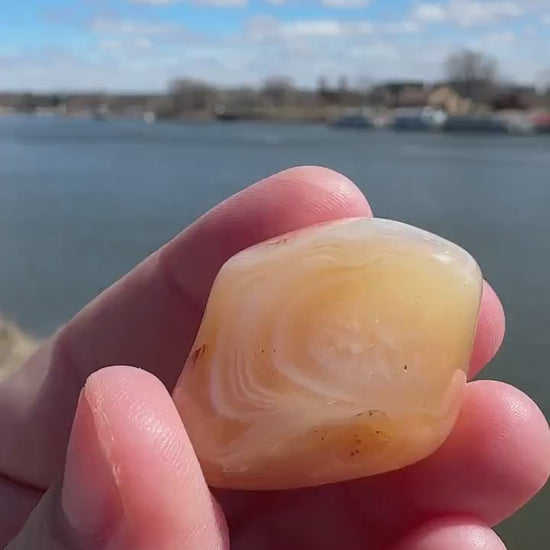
[62,387,123,540]
[18,366,227,550]
[84,365,165,405]
[252,165,373,220]
[463,381,550,495]
[83,365,228,549]
[470,280,506,377]
[360,379,550,541]
[63,366,166,541]
[394,518,506,550]
[429,380,550,525]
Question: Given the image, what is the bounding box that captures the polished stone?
[173,218,482,490]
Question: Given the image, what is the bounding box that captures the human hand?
[2,167,549,549]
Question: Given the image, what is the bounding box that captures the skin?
[1,166,548,549]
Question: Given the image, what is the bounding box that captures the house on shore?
[371,81,471,115]
[490,85,548,111]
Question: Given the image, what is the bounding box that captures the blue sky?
[1,0,550,91]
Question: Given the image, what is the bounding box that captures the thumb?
[9,366,228,550]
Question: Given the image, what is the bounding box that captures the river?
[0,115,548,547]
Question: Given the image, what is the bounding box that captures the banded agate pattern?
[173,218,482,490]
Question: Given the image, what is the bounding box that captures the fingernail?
[62,390,123,537]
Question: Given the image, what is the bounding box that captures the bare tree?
[337,76,349,92]
[316,76,329,93]
[316,75,337,105]
[222,87,261,111]
[536,68,550,94]
[260,77,296,107]
[355,76,373,93]
[445,49,498,101]
[168,78,219,112]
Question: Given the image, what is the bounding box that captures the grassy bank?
[0,317,40,379]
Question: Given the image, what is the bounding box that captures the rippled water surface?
[0,115,548,547]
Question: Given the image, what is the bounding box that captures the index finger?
[0,166,372,489]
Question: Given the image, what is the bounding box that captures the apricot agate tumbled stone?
[173,218,482,490]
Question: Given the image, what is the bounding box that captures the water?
[0,115,548,547]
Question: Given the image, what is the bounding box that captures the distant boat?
[216,112,242,122]
[442,115,509,134]
[91,104,109,121]
[143,111,156,124]
[531,114,550,134]
[214,104,254,122]
[330,108,373,129]
[504,113,535,135]
[392,107,447,131]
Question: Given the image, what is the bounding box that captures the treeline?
[1,50,549,120]
[0,78,421,118]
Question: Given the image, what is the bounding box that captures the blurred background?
[0,1,549,547]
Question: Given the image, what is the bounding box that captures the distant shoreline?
[2,108,549,136]
[0,317,41,378]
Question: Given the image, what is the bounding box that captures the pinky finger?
[393,518,506,550]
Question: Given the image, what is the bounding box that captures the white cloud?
[127,0,373,5]
[3,31,545,93]
[411,3,447,23]
[4,4,549,93]
[98,39,121,51]
[245,16,373,40]
[321,0,371,6]
[195,0,247,4]
[282,20,346,37]
[127,0,180,4]
[477,29,518,48]
[349,41,400,60]
[411,0,523,27]
[127,0,247,5]
[100,37,153,51]
[0,50,194,92]
[89,18,183,36]
[451,1,522,26]
[383,21,422,33]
